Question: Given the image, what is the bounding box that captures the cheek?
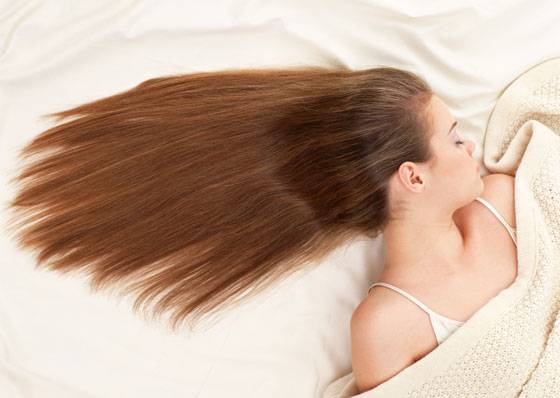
[461,154,475,170]
[442,154,470,179]
[442,152,461,173]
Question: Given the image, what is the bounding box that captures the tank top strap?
[368,282,434,315]
[369,282,465,325]
[474,196,517,245]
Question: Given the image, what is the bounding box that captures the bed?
[1,1,559,397]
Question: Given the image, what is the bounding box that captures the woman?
[5,65,515,353]
[350,94,517,392]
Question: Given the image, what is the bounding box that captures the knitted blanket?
[323,57,560,398]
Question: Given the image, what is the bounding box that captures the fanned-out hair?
[5,65,434,331]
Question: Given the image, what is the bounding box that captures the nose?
[466,139,475,156]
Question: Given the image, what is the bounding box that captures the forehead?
[428,95,455,137]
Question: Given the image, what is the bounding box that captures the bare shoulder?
[350,293,418,393]
[478,173,516,229]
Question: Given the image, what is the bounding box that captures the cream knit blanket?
[324,57,560,398]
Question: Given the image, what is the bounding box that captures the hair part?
[5,65,433,331]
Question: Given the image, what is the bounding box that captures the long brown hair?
[5,65,434,331]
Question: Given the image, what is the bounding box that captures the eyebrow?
[447,121,457,135]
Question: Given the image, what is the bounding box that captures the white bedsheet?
[1,1,559,397]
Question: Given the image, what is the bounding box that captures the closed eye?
[453,130,465,146]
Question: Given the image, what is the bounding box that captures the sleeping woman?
[350,94,517,392]
[5,65,515,391]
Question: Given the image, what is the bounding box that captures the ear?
[397,162,426,193]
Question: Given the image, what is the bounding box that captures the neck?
[380,214,468,282]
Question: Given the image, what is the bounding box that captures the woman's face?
[425,94,483,203]
[389,94,483,212]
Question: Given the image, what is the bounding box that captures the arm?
[350,300,417,393]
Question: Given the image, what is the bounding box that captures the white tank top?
[368,196,517,345]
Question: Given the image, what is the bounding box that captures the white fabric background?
[0,1,559,397]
